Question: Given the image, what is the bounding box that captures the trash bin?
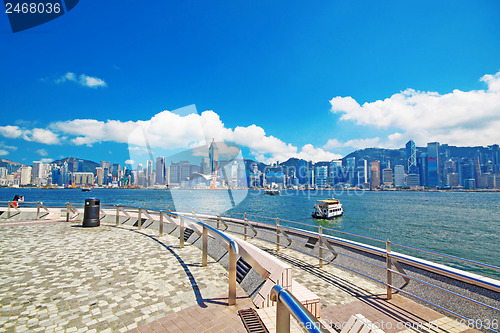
[83,198,100,227]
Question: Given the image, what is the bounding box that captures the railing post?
[65,203,70,222]
[319,226,323,268]
[180,216,185,248]
[115,206,119,226]
[244,212,248,241]
[276,294,291,333]
[217,215,220,230]
[202,225,208,267]
[276,218,280,252]
[138,208,142,230]
[36,202,40,220]
[7,202,11,219]
[159,212,164,237]
[228,242,237,305]
[386,239,392,300]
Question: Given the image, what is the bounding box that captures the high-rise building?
[473,151,483,188]
[406,140,418,174]
[382,168,393,186]
[315,166,328,188]
[394,165,405,187]
[346,157,356,186]
[96,167,104,186]
[155,157,165,185]
[31,161,42,184]
[209,139,219,173]
[370,161,381,188]
[427,142,440,187]
[20,166,32,185]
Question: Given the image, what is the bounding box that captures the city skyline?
[1,1,500,165]
[2,139,499,190]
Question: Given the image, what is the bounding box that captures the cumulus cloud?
[0,150,8,156]
[0,126,60,145]
[54,72,107,88]
[36,149,48,156]
[49,108,338,163]
[330,71,500,147]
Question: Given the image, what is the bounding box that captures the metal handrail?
[270,285,328,333]
[114,204,242,305]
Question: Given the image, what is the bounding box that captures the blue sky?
[1,0,500,166]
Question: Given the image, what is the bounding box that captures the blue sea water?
[1,188,499,278]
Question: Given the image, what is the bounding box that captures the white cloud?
[0,149,8,156]
[40,158,53,163]
[49,108,340,163]
[30,128,60,145]
[330,71,500,147]
[54,72,107,88]
[36,149,48,156]
[0,125,24,139]
[125,159,135,165]
[0,126,60,145]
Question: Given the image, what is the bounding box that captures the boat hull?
[311,212,343,219]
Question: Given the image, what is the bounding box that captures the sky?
[1,0,500,167]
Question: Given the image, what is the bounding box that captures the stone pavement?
[0,219,484,333]
[0,220,251,332]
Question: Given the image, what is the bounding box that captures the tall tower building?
[427,142,440,187]
[406,140,418,174]
[209,139,219,174]
[370,160,381,189]
[155,157,166,185]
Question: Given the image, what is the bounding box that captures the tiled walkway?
[0,220,249,332]
[0,219,483,333]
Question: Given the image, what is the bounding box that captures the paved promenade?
[0,220,251,332]
[0,218,483,333]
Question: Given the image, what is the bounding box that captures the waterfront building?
[346,157,356,186]
[473,152,483,188]
[31,161,42,185]
[209,139,219,173]
[447,173,459,187]
[329,160,342,185]
[201,157,210,175]
[406,173,420,188]
[406,140,418,174]
[394,165,405,187]
[20,166,32,185]
[382,168,393,187]
[71,172,94,186]
[179,161,191,183]
[155,157,166,185]
[427,142,440,187]
[0,167,7,179]
[356,159,368,187]
[315,166,328,188]
[370,161,381,189]
[169,162,180,185]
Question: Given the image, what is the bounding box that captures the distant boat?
[312,198,343,219]
[82,188,91,192]
[264,189,280,196]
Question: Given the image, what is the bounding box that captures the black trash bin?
[83,198,100,227]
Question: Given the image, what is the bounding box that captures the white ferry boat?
[312,198,343,219]
[264,189,280,196]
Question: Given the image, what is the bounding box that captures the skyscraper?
[370,160,381,188]
[155,157,165,185]
[394,165,405,187]
[209,139,219,174]
[427,142,440,187]
[406,140,418,174]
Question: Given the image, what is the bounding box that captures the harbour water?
[1,187,499,278]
